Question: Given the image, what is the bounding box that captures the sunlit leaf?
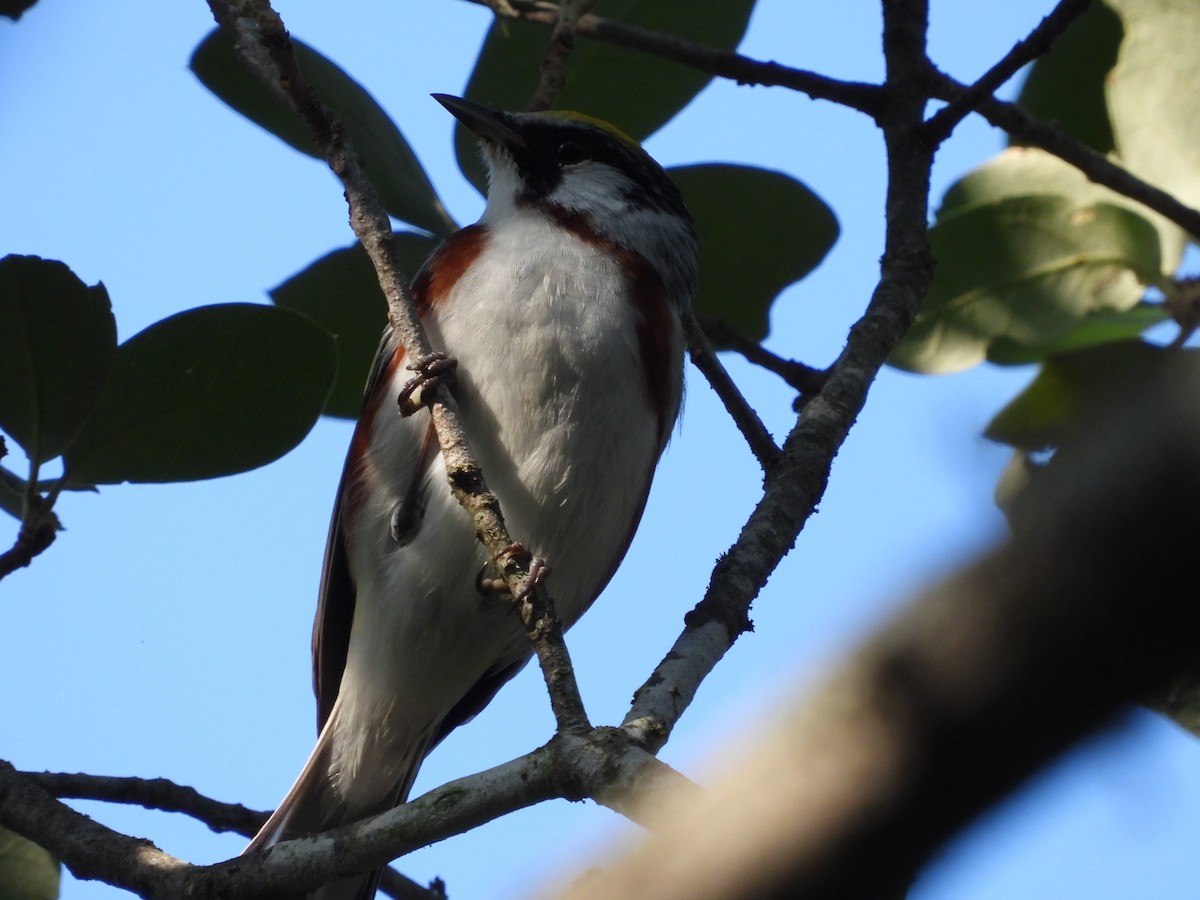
[937,147,1184,272]
[455,0,756,191]
[190,29,455,236]
[64,304,335,485]
[670,164,837,342]
[891,148,1172,374]
[1014,1,1123,154]
[0,255,116,464]
[1107,0,1200,266]
[0,827,59,900]
[271,233,438,418]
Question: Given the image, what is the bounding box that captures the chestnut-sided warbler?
[247,95,698,899]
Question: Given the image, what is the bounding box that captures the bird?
[246,93,698,899]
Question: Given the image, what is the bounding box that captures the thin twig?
[20,772,266,836]
[461,0,884,115]
[928,69,1200,240]
[0,516,56,580]
[0,459,59,583]
[924,0,1092,144]
[526,0,598,112]
[699,316,828,398]
[683,312,781,473]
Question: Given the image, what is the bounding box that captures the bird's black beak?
[433,94,526,151]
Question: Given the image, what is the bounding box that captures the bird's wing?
[310,325,407,731]
[311,224,490,733]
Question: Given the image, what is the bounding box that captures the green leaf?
[984,341,1189,451]
[0,828,59,900]
[1,0,39,21]
[64,304,335,485]
[986,303,1169,365]
[893,197,1160,373]
[0,465,25,521]
[0,255,117,464]
[189,29,455,236]
[455,0,756,191]
[937,147,1183,272]
[271,233,438,419]
[891,148,1171,374]
[1013,1,1123,154]
[1106,0,1200,262]
[669,164,837,342]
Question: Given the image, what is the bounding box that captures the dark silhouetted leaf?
[0,255,116,464]
[190,29,455,236]
[0,465,25,521]
[670,164,837,342]
[272,233,438,418]
[1,0,38,21]
[984,341,1188,451]
[986,303,1168,365]
[455,0,756,191]
[64,304,335,485]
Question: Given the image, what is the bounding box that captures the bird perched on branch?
[247,94,698,899]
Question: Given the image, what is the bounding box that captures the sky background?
[4,1,1200,898]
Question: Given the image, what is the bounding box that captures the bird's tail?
[245,702,421,900]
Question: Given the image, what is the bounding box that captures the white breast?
[330,210,678,809]
[432,211,664,618]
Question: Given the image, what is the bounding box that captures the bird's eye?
[554,137,587,165]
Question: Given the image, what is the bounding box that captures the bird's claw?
[397,352,458,417]
[477,544,551,601]
[499,543,550,601]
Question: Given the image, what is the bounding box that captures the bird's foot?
[477,544,551,601]
[397,352,458,417]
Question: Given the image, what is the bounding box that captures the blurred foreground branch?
[553,363,1200,900]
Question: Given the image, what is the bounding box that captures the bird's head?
[434,93,698,309]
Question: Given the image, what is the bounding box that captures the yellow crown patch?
[545,109,641,150]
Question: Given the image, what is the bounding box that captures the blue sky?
[4,1,1200,898]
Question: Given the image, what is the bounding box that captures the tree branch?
[2,728,693,897]
[625,0,936,751]
[923,0,1092,144]
[0,439,59,582]
[683,312,781,474]
[698,316,829,398]
[459,0,884,115]
[0,503,56,581]
[17,772,444,899]
[0,760,188,898]
[19,772,265,836]
[525,0,598,113]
